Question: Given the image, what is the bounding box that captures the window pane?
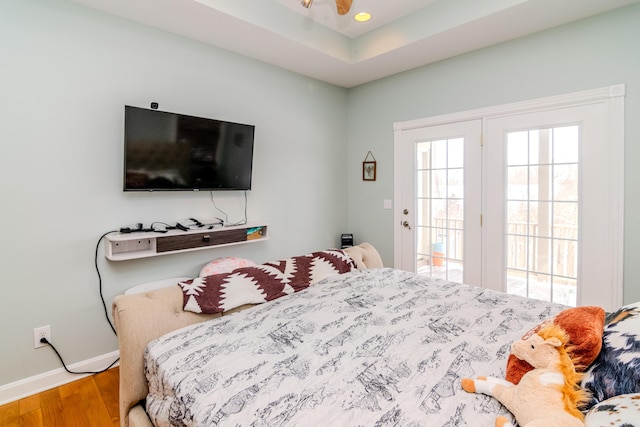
[553,202,578,233]
[507,131,529,165]
[553,126,579,163]
[448,138,464,168]
[529,237,552,274]
[554,277,577,307]
[416,225,430,255]
[529,130,540,165]
[554,164,578,201]
[417,170,429,198]
[448,168,463,198]
[449,199,464,221]
[532,201,552,237]
[416,225,431,273]
[507,234,527,269]
[507,201,527,231]
[529,165,551,201]
[507,166,528,200]
[529,273,552,302]
[507,269,528,298]
[432,198,446,220]
[431,170,447,198]
[535,129,553,166]
[417,198,431,227]
[416,142,430,169]
[528,201,538,236]
[432,140,447,169]
[554,239,577,279]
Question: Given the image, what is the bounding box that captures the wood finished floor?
[0,367,119,427]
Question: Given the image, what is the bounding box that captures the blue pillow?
[581,301,640,408]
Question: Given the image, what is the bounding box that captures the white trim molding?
[0,351,119,405]
[608,85,626,307]
[394,85,625,131]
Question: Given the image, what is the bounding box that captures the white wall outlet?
[34,325,51,349]
[383,199,392,209]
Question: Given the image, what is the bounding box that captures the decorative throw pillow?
[581,301,640,409]
[199,257,257,277]
[506,305,605,384]
[584,393,640,426]
[182,250,357,314]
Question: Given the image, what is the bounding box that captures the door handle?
[402,221,411,229]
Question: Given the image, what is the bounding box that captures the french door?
[394,86,624,311]
[395,120,482,286]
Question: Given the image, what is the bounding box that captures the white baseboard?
[0,350,120,405]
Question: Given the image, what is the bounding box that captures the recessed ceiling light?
[354,12,371,22]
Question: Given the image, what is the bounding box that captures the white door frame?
[393,84,625,308]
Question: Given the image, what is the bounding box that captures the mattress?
[144,268,565,426]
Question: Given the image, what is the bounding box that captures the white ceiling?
[68,0,639,88]
[275,0,439,38]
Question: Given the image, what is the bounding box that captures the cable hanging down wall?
[42,230,119,375]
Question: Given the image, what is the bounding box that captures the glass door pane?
[505,126,579,306]
[416,137,465,282]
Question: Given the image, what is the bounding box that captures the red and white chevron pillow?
[179,250,356,314]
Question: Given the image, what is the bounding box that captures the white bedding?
[144,268,565,426]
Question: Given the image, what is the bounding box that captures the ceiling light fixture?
[300,0,353,15]
[354,12,372,22]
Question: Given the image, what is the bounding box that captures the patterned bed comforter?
[145,268,565,427]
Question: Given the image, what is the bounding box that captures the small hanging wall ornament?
[362,151,377,181]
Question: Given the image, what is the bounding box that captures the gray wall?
[0,0,348,385]
[347,3,640,305]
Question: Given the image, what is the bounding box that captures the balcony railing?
[418,219,578,280]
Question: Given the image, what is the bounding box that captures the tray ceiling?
[68,0,639,87]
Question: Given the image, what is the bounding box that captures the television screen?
[124,106,254,191]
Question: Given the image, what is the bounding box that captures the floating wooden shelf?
[104,223,268,261]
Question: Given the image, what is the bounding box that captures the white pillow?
[584,393,640,426]
[199,257,257,277]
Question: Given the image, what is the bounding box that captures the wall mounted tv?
[124,106,255,191]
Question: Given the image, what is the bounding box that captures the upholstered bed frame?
[112,243,384,427]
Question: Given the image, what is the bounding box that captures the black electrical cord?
[40,337,119,375]
[150,221,174,232]
[96,230,118,335]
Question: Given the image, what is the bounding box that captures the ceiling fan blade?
[335,0,353,15]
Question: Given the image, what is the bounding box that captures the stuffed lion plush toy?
[461,323,590,427]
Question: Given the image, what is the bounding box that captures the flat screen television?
[124,106,255,191]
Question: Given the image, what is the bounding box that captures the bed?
[112,243,640,427]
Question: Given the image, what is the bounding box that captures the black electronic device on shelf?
[341,233,353,249]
